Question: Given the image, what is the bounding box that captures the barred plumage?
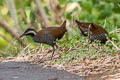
[75,20,108,43]
[89,33,107,43]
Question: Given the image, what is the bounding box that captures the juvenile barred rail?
[75,20,108,44]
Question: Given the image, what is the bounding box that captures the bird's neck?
[28,33,36,37]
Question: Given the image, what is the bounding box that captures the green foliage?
[0,0,4,5]
[1,41,23,57]
[109,34,120,41]
[14,0,34,8]
[0,38,8,48]
[67,0,81,3]
[30,9,37,24]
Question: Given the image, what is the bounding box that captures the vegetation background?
[0,0,120,79]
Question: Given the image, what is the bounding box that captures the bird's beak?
[19,33,25,38]
[75,20,80,24]
[75,20,79,23]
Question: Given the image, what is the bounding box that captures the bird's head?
[75,20,90,35]
[20,28,37,38]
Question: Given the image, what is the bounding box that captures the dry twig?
[35,0,49,27]
[109,39,120,50]
[5,0,22,33]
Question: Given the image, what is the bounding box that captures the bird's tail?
[61,20,66,29]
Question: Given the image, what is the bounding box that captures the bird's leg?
[53,41,58,49]
[54,43,61,59]
[55,44,58,49]
[48,41,58,53]
[50,46,55,60]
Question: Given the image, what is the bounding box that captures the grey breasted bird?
[20,20,67,60]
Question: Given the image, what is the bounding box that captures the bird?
[75,20,108,44]
[20,20,67,60]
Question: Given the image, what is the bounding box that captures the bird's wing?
[33,33,55,45]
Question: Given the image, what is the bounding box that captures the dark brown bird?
[20,20,67,60]
[75,20,108,44]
